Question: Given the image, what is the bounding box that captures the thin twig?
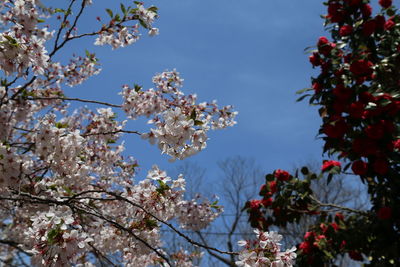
[26,96,121,108]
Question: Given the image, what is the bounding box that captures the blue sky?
[58,1,334,180]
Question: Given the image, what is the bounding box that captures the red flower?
[331,222,340,231]
[299,241,313,254]
[384,18,395,30]
[318,37,334,56]
[359,91,376,103]
[339,25,353,36]
[379,0,392,8]
[321,160,341,172]
[393,139,400,150]
[347,0,362,7]
[320,223,328,233]
[274,169,290,181]
[268,181,277,194]
[327,3,345,23]
[352,160,368,175]
[249,199,262,209]
[377,207,392,220]
[375,15,386,30]
[309,52,322,66]
[335,212,344,221]
[340,240,347,250]
[323,119,348,138]
[365,123,385,140]
[349,251,363,261]
[350,59,374,77]
[373,158,389,175]
[333,84,352,100]
[262,197,273,207]
[361,4,372,17]
[312,82,322,93]
[352,138,379,156]
[349,101,365,118]
[362,19,377,36]
[304,231,315,240]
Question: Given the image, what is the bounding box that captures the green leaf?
[138,19,148,29]
[148,6,158,13]
[190,109,197,120]
[327,173,333,185]
[265,174,274,182]
[37,18,45,23]
[145,219,158,229]
[120,3,127,15]
[106,8,113,18]
[386,8,395,16]
[47,228,59,244]
[55,122,68,129]
[54,8,65,13]
[296,94,311,102]
[194,120,203,126]
[296,88,313,95]
[134,84,142,92]
[301,167,309,175]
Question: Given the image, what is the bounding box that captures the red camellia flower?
[349,101,365,118]
[362,19,377,36]
[379,0,392,8]
[377,206,392,220]
[347,0,362,6]
[327,3,345,22]
[318,36,334,56]
[352,160,368,175]
[262,197,273,207]
[333,84,352,100]
[373,158,389,175]
[393,139,400,150]
[324,119,348,138]
[331,222,340,231]
[274,169,290,181]
[309,52,322,66]
[361,4,372,17]
[375,15,386,30]
[384,18,395,30]
[249,199,262,209]
[312,82,322,93]
[321,160,341,172]
[365,123,385,140]
[339,25,353,36]
[268,181,277,194]
[352,138,379,156]
[304,231,315,240]
[349,251,363,261]
[299,241,313,254]
[350,59,374,76]
[335,212,344,221]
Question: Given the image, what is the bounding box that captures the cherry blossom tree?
[0,1,296,266]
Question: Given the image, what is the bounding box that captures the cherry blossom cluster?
[27,206,94,266]
[236,229,296,267]
[94,3,159,49]
[63,53,101,87]
[0,0,52,76]
[122,70,237,160]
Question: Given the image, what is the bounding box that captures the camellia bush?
[246,0,400,266]
[0,0,299,266]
